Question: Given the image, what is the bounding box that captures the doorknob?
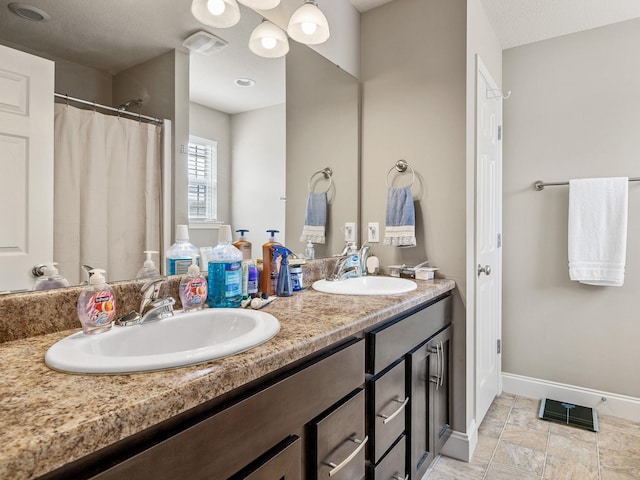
[477,264,492,277]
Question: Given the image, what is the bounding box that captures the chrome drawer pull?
[378,397,409,425]
[327,435,368,477]
[439,340,444,387]
[392,475,409,480]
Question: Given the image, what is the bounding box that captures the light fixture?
[249,20,289,58]
[287,0,330,45]
[237,0,281,10]
[191,0,241,28]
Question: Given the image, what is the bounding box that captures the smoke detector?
[183,31,228,55]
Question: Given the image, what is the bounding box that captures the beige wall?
[286,42,360,257]
[232,103,286,255]
[503,18,640,397]
[361,0,468,431]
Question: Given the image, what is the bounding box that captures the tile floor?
[425,393,640,479]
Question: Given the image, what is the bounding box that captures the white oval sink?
[312,276,417,296]
[45,308,280,374]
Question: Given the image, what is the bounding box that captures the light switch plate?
[367,222,380,243]
[344,222,356,242]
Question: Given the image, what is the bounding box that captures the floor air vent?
[538,398,598,432]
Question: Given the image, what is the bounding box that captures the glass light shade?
[237,0,281,10]
[249,20,289,58]
[287,0,330,45]
[191,0,241,28]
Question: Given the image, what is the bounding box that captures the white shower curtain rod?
[533,177,640,190]
[54,93,163,124]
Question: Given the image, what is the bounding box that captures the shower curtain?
[54,103,162,284]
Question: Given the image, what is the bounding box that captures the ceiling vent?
[183,31,228,55]
[8,2,50,21]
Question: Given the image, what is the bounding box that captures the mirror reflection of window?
[188,136,218,224]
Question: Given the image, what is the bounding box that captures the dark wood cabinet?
[366,294,452,480]
[406,325,452,479]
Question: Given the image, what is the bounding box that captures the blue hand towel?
[299,191,327,244]
[384,186,416,247]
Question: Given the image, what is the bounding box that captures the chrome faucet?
[115,278,175,326]
[330,245,371,281]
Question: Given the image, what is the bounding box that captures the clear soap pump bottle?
[33,262,70,290]
[179,255,208,311]
[77,269,116,335]
[136,250,160,279]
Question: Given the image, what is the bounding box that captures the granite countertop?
[0,279,455,479]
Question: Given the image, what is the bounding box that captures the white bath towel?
[568,177,628,286]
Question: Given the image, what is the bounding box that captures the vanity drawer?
[309,388,366,480]
[369,435,407,480]
[368,359,407,463]
[230,435,301,480]
[367,294,451,375]
[88,339,364,480]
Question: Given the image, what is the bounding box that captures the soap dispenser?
[179,255,208,311]
[261,230,281,296]
[136,250,160,279]
[272,245,293,297]
[77,269,116,335]
[233,229,252,260]
[305,241,315,260]
[33,262,70,291]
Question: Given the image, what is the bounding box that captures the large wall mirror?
[0,0,359,292]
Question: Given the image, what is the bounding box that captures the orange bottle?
[233,229,252,260]
[261,230,281,296]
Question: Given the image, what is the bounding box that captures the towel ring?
[308,167,333,194]
[386,160,415,188]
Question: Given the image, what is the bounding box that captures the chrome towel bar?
[533,177,640,191]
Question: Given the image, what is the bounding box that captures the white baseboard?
[502,373,640,423]
[440,419,477,462]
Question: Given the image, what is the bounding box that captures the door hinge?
[497,233,502,248]
[497,339,501,354]
[498,125,502,141]
[181,144,187,154]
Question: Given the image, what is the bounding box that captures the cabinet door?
[430,326,452,454]
[309,389,367,480]
[230,435,301,480]
[405,342,435,479]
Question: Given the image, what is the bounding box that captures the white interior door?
[0,45,54,292]
[475,56,503,425]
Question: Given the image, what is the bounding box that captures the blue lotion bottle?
[208,225,243,308]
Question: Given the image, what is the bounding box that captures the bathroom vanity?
[0,279,454,480]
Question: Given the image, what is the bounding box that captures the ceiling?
[480,0,640,49]
[1,0,639,113]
